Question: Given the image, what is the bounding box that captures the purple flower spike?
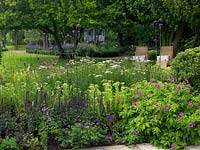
[164,104,170,111]
[132,101,138,107]
[134,130,140,135]
[188,101,193,105]
[84,125,89,129]
[197,106,200,109]
[189,122,195,128]
[136,91,142,95]
[175,85,181,89]
[171,144,175,149]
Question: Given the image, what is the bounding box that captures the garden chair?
[133,46,148,62]
[157,46,174,68]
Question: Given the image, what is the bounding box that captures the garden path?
[76,143,200,150]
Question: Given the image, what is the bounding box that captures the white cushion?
[133,55,146,62]
[157,55,170,61]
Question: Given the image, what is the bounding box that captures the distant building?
[84,29,105,43]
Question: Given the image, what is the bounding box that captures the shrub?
[148,50,157,61]
[119,80,200,149]
[171,46,200,91]
[0,137,19,150]
[55,122,108,149]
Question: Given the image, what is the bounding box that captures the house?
[84,29,105,43]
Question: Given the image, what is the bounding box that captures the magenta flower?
[171,144,175,149]
[188,101,193,105]
[186,85,193,89]
[176,115,180,119]
[84,125,89,128]
[58,69,64,73]
[197,106,200,109]
[136,91,142,95]
[164,104,170,111]
[179,112,184,117]
[134,130,140,135]
[175,85,180,89]
[183,78,189,84]
[134,96,139,99]
[108,135,113,141]
[189,122,195,128]
[155,104,160,108]
[132,101,138,107]
[155,83,160,88]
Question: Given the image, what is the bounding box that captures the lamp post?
[153,19,163,66]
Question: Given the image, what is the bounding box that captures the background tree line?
[0,0,199,57]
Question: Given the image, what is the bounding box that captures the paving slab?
[136,143,165,150]
[78,145,133,150]
[186,145,200,150]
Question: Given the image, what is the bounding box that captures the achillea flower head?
[134,130,140,135]
[171,144,175,149]
[132,101,138,107]
[175,85,181,89]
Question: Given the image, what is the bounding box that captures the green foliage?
[148,50,157,62]
[56,123,107,149]
[0,137,19,150]
[77,43,119,57]
[119,80,200,149]
[172,46,200,90]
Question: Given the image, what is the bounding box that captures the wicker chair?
[133,46,148,62]
[157,46,174,68]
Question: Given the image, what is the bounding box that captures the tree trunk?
[173,24,184,56]
[117,32,123,51]
[192,24,200,48]
[14,30,18,50]
[51,20,65,58]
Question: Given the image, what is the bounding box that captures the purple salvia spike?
[34,91,38,112]
[9,98,12,113]
[58,96,61,114]
[40,87,43,106]
[72,96,77,110]
[43,93,47,115]
[5,129,9,136]
[1,99,4,113]
[107,101,110,114]
[64,97,68,112]
[98,94,103,113]
[93,91,96,111]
